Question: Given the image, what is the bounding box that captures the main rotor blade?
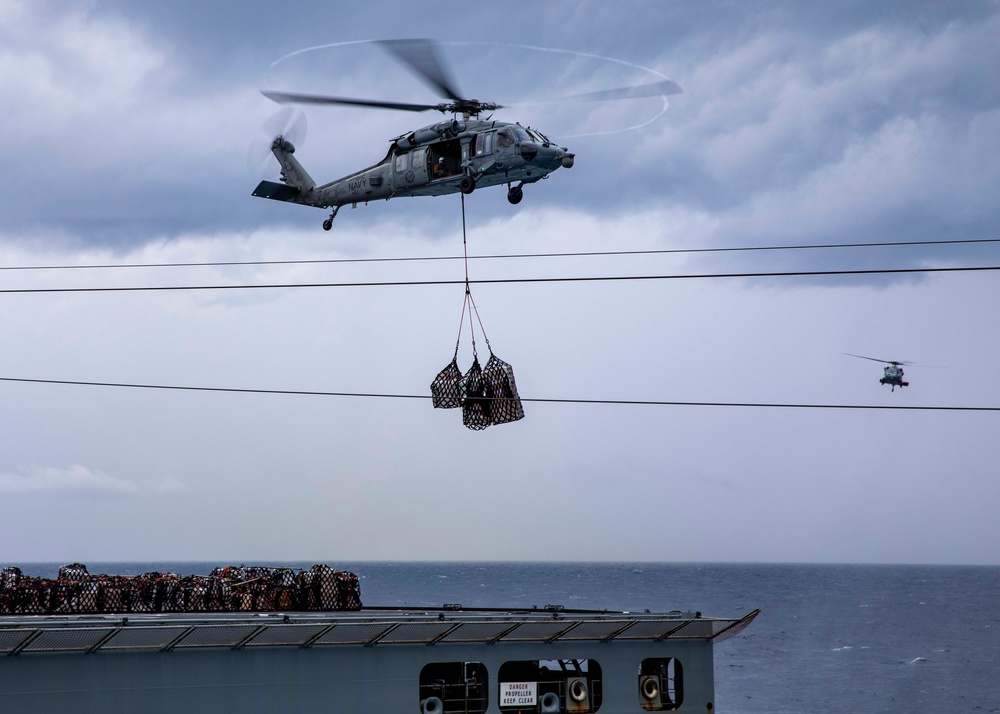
[376,39,465,102]
[844,353,910,365]
[844,353,889,363]
[261,89,438,113]
[511,78,683,108]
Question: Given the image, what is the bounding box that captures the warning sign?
[500,681,537,707]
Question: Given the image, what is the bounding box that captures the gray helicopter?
[845,353,912,391]
[251,39,681,230]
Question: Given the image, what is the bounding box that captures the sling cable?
[430,194,524,430]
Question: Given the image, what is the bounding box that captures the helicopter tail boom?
[251,137,331,208]
[272,138,316,191]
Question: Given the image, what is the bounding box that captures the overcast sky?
[1,0,998,566]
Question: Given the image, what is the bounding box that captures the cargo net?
[433,354,524,430]
[0,563,361,615]
[430,300,525,430]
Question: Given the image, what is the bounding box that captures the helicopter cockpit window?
[497,127,515,147]
[527,128,549,143]
[395,153,407,172]
[512,127,532,143]
[412,147,427,169]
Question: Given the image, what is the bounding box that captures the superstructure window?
[638,658,683,711]
[419,662,488,714]
[498,659,601,713]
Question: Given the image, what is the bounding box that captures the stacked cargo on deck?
[0,563,361,615]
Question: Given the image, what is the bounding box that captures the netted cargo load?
[297,564,362,611]
[99,575,133,612]
[481,353,525,425]
[453,353,525,430]
[167,575,212,612]
[431,358,464,409]
[2,577,52,614]
[58,562,90,581]
[0,563,362,615]
[460,357,491,430]
[338,570,363,610]
[1,566,22,589]
[127,572,180,613]
[49,578,104,614]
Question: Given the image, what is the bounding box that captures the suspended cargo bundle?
[431,358,464,409]
[482,353,525,424]
[434,352,525,430]
[460,356,491,430]
[431,193,525,429]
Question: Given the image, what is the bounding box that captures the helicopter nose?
[541,145,572,169]
[521,143,572,168]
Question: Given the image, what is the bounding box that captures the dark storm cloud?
[1,1,998,260]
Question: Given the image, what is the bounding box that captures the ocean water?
[8,561,999,713]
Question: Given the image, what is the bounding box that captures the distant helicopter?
[251,39,682,230]
[845,354,912,391]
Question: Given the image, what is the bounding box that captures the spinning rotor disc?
[844,353,913,366]
[247,106,307,175]
[261,39,682,131]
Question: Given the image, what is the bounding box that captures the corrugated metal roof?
[0,608,758,654]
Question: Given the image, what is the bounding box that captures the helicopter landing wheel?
[322,206,339,231]
[507,185,523,205]
[459,176,476,194]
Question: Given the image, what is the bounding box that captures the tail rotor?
[248,106,308,176]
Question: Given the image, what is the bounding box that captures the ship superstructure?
[0,604,757,713]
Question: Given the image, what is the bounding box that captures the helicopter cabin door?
[472,131,494,158]
[429,139,462,181]
[495,126,517,162]
[470,130,495,169]
[410,147,428,184]
[394,148,428,189]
